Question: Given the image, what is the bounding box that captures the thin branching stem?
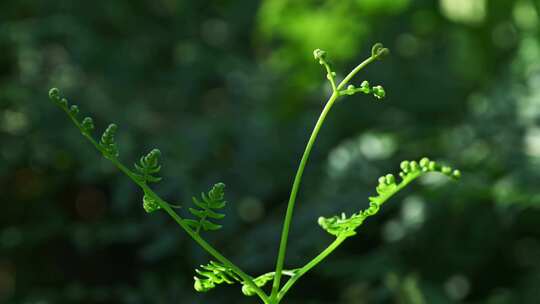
[270,91,339,300]
[278,236,347,301]
[59,105,270,303]
[270,52,381,302]
[276,171,421,300]
[337,56,377,90]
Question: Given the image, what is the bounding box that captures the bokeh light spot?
[440,0,486,25]
[444,274,471,300]
[237,197,265,223]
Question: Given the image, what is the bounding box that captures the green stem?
[276,170,424,302]
[270,91,339,300]
[195,214,207,234]
[277,236,347,301]
[322,62,338,92]
[270,54,379,302]
[158,196,270,303]
[62,108,270,303]
[337,56,377,90]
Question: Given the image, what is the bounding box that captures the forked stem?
[270,49,384,302]
[277,236,347,301]
[57,100,270,303]
[270,91,339,300]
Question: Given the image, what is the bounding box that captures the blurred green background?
[2,0,540,303]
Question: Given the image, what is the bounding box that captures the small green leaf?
[99,123,119,157]
[143,194,161,213]
[69,105,79,116]
[184,219,201,229]
[193,261,241,293]
[360,80,371,93]
[188,183,227,233]
[372,85,386,99]
[81,117,95,132]
[201,220,222,231]
[134,149,162,183]
[48,88,60,102]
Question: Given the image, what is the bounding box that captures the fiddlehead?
[313,47,387,100]
[81,117,95,133]
[134,148,162,184]
[319,157,461,238]
[313,48,338,92]
[371,42,390,60]
[99,123,119,157]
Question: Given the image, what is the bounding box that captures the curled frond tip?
[319,157,460,238]
[134,148,163,183]
[371,42,390,60]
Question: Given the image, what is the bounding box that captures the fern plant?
[48,42,460,303]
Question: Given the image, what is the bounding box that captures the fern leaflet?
[193,261,298,297]
[134,149,162,183]
[319,157,460,238]
[185,183,227,233]
[193,261,241,292]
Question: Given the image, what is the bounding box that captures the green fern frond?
[134,149,162,183]
[48,88,172,214]
[99,123,119,157]
[319,157,460,238]
[49,88,93,134]
[49,88,119,160]
[81,117,95,133]
[49,88,67,107]
[193,261,241,292]
[193,262,298,296]
[185,183,227,233]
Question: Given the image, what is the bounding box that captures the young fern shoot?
[49,42,460,304]
[269,43,391,301]
[48,88,270,303]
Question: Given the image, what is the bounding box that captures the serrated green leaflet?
[185,183,227,233]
